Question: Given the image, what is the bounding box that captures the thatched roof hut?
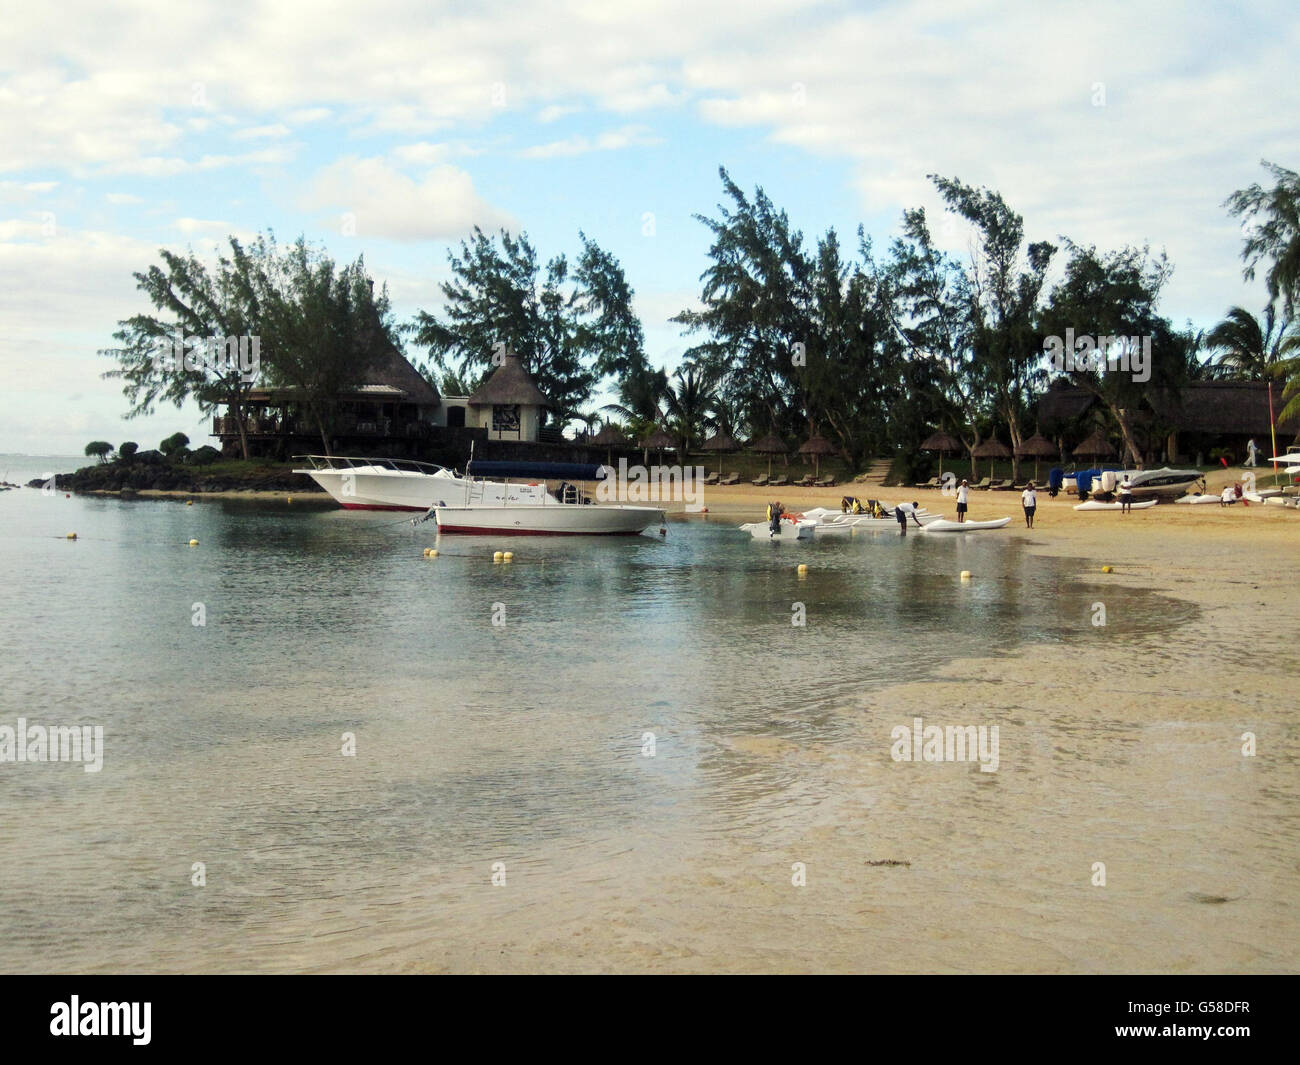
[467,354,552,409]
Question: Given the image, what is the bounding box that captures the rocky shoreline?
[25,454,323,496]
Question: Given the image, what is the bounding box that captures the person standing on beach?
[1246,439,1259,467]
[1021,482,1037,528]
[1118,475,1134,514]
[955,479,970,523]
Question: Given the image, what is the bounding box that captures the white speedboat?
[921,517,1011,532]
[1074,499,1158,511]
[431,499,664,536]
[739,518,817,540]
[422,460,664,535]
[1111,468,1202,499]
[294,454,552,511]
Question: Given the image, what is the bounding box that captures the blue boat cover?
[468,460,608,481]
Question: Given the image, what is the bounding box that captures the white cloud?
[231,123,291,140]
[520,124,662,159]
[105,192,144,204]
[299,155,513,241]
[173,217,231,234]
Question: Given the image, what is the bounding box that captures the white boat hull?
[433,503,663,536]
[1175,493,1220,504]
[740,519,817,540]
[921,517,1011,532]
[800,506,940,531]
[297,464,549,511]
[1074,499,1157,511]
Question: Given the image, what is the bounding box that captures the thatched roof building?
[467,354,552,410]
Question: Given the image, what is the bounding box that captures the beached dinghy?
[921,517,1010,532]
[1074,499,1157,511]
[1175,493,1220,504]
[739,518,817,540]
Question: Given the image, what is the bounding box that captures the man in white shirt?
[894,500,922,534]
[1118,476,1134,514]
[1021,482,1037,528]
[955,479,970,523]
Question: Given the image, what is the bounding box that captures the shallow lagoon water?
[0,476,1210,971]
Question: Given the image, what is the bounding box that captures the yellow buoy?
[1101,565,1113,573]
[189,539,199,547]
[503,551,514,562]
[422,548,430,557]
[287,496,293,503]
[960,570,972,580]
[428,549,438,558]
[493,550,503,562]
[186,500,193,506]
[797,563,808,576]
[66,532,77,540]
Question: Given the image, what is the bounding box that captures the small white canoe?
[1175,493,1220,504]
[922,517,1011,532]
[1074,499,1158,511]
[739,519,817,540]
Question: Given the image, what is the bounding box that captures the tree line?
[101,161,1300,474]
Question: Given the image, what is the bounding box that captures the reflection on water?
[4,485,1271,973]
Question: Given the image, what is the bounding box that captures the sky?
[1,0,1295,456]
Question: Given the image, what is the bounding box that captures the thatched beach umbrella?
[590,421,628,466]
[1072,430,1117,461]
[639,425,678,466]
[701,431,739,453]
[971,437,1012,481]
[748,432,788,477]
[921,429,963,479]
[798,433,837,480]
[1015,432,1058,482]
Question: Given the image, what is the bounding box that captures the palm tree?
[1270,328,1300,426]
[601,363,668,441]
[1204,305,1291,380]
[1226,161,1300,316]
[662,364,720,454]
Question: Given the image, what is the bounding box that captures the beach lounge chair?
[795,474,816,487]
[751,473,769,487]
[768,474,789,487]
[984,478,1006,490]
[719,472,740,486]
[814,475,837,487]
[915,476,941,489]
[703,471,719,486]
[973,477,992,490]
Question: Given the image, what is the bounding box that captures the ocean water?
[2,459,1288,973]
